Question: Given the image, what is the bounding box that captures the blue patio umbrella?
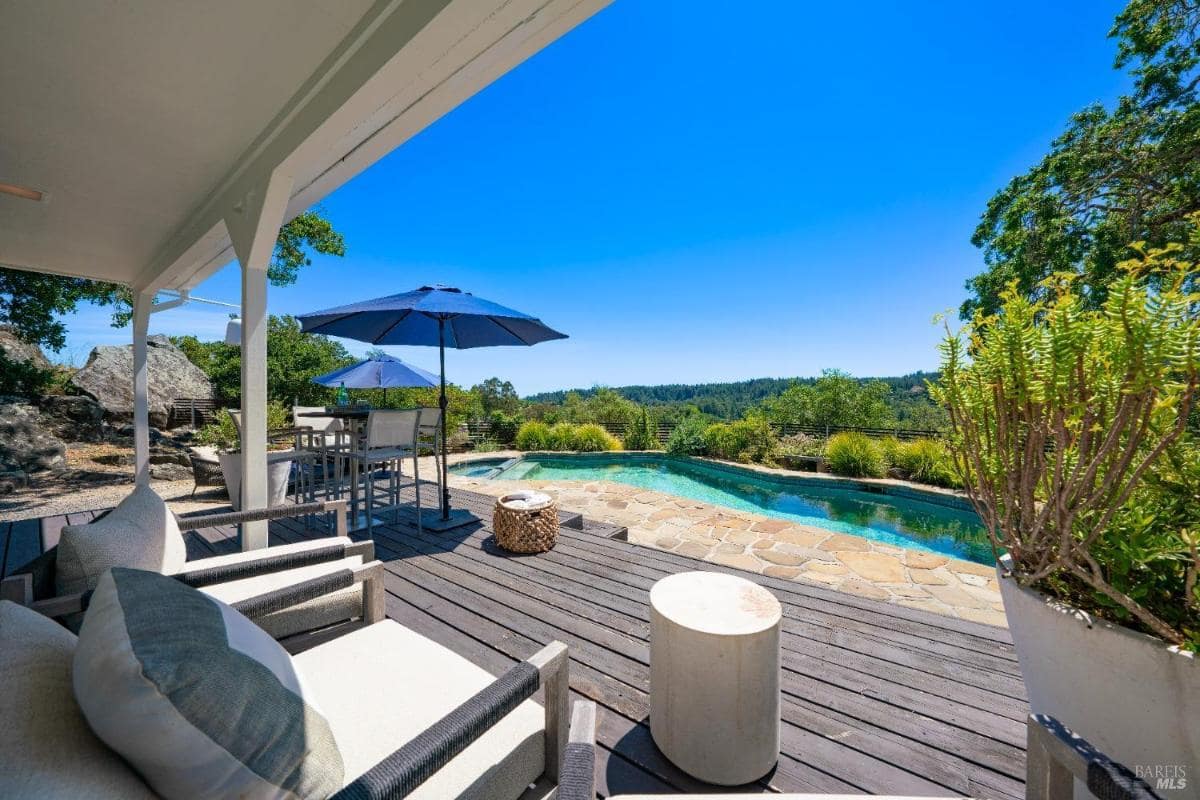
[312,354,438,402]
[298,285,567,526]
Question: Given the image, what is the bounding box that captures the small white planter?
[217,452,293,510]
[997,556,1198,793]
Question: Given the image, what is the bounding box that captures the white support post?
[132,289,154,486]
[223,169,293,550]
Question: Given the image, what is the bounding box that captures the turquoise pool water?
[453,454,991,564]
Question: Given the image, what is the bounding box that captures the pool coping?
[443,451,1006,626]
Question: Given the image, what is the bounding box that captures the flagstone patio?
[438,454,1007,627]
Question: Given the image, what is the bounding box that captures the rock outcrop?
[0,397,67,475]
[0,325,52,370]
[39,395,106,442]
[69,335,212,428]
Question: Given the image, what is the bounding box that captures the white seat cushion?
[0,601,157,800]
[56,484,187,597]
[295,620,545,800]
[199,555,365,639]
[73,569,343,800]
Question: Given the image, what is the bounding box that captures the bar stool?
[416,406,443,501]
[346,409,423,536]
[292,405,350,502]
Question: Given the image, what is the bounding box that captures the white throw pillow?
[0,601,156,799]
[73,568,344,800]
[56,483,188,599]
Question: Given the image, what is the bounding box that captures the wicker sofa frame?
[0,499,363,614]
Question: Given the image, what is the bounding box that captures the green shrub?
[574,423,621,452]
[824,432,885,477]
[665,416,708,456]
[624,409,658,450]
[487,410,522,445]
[701,423,735,459]
[777,432,826,458]
[702,417,777,463]
[891,438,959,488]
[514,421,551,451]
[876,435,902,468]
[0,351,55,399]
[194,403,291,451]
[548,423,579,451]
[933,245,1199,648]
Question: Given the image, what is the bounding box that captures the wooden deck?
[4,486,1028,798]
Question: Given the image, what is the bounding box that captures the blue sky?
[61,0,1129,395]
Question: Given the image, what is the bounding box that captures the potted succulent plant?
[192,404,296,509]
[933,237,1199,787]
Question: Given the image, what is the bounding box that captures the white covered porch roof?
[0,0,608,292]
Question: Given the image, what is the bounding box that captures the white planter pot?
[217,452,293,510]
[997,556,1198,795]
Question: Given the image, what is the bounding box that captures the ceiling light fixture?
[0,181,46,202]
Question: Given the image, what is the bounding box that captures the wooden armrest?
[173,539,370,587]
[175,499,348,536]
[1027,713,1163,800]
[30,590,89,619]
[557,702,597,800]
[231,561,384,624]
[1,574,34,605]
[29,561,384,630]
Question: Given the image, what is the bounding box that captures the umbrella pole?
[438,318,450,520]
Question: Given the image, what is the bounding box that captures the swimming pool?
[452,453,991,564]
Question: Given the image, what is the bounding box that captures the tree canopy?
[173,315,355,406]
[472,377,521,415]
[963,0,1200,318]
[0,210,345,351]
[761,369,896,430]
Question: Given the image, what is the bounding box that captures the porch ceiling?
[0,0,609,292]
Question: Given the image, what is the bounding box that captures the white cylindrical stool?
[649,570,782,785]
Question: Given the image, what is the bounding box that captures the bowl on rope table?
[493,491,559,553]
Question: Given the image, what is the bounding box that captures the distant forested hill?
[526,372,942,423]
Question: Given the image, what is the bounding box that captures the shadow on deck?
[4,484,1028,798]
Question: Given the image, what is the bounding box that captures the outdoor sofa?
[1,561,581,800]
[0,485,373,640]
[555,703,1165,800]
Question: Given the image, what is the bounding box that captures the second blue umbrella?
[312,354,438,403]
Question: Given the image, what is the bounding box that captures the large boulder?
[0,397,67,473]
[39,395,106,443]
[69,335,212,428]
[0,325,52,370]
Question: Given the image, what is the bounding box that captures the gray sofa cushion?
[0,600,157,799]
[56,484,187,599]
[73,568,344,800]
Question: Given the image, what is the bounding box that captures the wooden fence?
[168,397,220,427]
[466,418,942,445]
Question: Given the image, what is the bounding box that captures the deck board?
[5,484,1027,797]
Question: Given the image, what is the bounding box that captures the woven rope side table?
[493,491,559,553]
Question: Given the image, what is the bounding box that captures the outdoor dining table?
[296,407,436,531]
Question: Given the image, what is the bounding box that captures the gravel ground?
[0,477,231,521]
[1,440,232,521]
